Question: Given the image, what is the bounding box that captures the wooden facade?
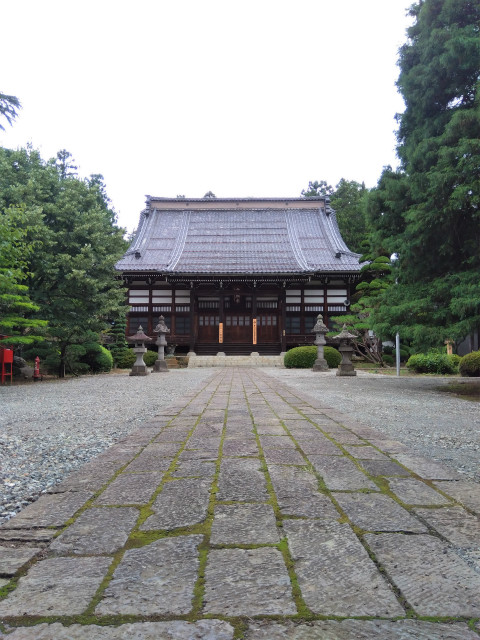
[116,197,364,355]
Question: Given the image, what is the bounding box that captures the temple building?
[115,196,364,355]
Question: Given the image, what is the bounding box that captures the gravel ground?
[266,368,480,482]
[0,370,215,525]
[1,367,479,526]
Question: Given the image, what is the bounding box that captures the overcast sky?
[2,1,412,232]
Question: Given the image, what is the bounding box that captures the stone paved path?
[1,369,480,639]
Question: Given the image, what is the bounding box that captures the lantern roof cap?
[332,324,358,341]
[127,325,152,342]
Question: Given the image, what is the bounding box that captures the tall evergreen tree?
[0,146,128,376]
[369,0,480,351]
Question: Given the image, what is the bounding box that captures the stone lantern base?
[153,359,169,372]
[312,359,329,371]
[130,365,150,376]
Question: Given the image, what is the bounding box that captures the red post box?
[33,356,41,381]
[0,347,13,384]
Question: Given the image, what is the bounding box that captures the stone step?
[188,352,285,368]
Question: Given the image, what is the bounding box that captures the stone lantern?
[332,324,357,376]
[126,325,152,376]
[311,314,329,371]
[152,316,170,373]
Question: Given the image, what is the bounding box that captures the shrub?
[284,345,341,369]
[459,350,480,377]
[324,346,342,368]
[80,343,113,373]
[143,349,158,366]
[114,348,136,369]
[382,354,394,365]
[406,352,458,375]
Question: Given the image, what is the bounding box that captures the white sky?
[2,1,412,233]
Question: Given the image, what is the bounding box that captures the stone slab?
[343,445,390,460]
[309,455,377,490]
[203,547,296,615]
[50,507,138,555]
[96,536,202,615]
[330,431,365,445]
[177,448,218,461]
[366,439,410,454]
[295,436,344,455]
[1,491,92,529]
[284,520,403,616]
[359,459,411,477]
[94,473,162,505]
[260,435,296,448]
[414,506,480,548]
[154,426,192,442]
[0,557,111,616]
[0,621,235,639]
[0,528,55,543]
[50,462,119,492]
[216,458,269,501]
[141,478,211,530]
[366,533,480,616]
[334,493,427,532]
[393,454,462,480]
[171,460,216,478]
[210,504,279,544]
[388,478,453,505]
[263,447,305,465]
[268,465,339,519]
[123,452,173,472]
[432,481,480,513]
[244,620,480,639]
[222,439,259,456]
[0,546,42,576]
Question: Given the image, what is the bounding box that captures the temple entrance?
[224,313,251,343]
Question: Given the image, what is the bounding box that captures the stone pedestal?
[337,342,356,376]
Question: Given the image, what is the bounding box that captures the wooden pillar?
[219,289,225,347]
[323,283,329,327]
[189,287,196,353]
[252,287,257,347]
[281,287,286,352]
[171,287,176,337]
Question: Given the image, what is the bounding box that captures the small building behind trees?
[115,197,364,355]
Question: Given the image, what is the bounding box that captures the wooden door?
[257,313,279,343]
[197,314,219,342]
[224,314,251,343]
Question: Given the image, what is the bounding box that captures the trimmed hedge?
[459,350,480,377]
[114,348,136,369]
[284,345,341,369]
[406,352,459,375]
[143,349,158,366]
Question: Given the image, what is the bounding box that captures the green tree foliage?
[330,179,368,253]
[0,92,21,130]
[368,0,480,351]
[302,179,368,253]
[301,180,334,198]
[330,256,393,365]
[0,146,128,375]
[0,204,46,345]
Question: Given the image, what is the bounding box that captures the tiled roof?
[116,201,363,275]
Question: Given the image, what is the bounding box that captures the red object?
[33,356,41,381]
[0,346,14,384]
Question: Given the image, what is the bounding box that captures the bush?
[324,346,342,368]
[284,345,341,369]
[406,352,459,375]
[459,350,480,377]
[143,349,158,366]
[80,343,113,373]
[382,354,394,365]
[114,348,136,369]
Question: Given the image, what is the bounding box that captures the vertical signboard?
[252,318,257,345]
[219,322,224,343]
